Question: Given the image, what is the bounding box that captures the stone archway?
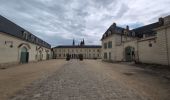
[125,46,135,62]
[18,43,30,63]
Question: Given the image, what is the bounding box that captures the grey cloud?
[115,3,129,18]
[0,0,170,46]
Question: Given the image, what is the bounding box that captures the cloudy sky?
[0,0,170,46]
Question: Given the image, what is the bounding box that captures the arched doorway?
[125,46,135,62]
[20,47,29,63]
[46,51,50,60]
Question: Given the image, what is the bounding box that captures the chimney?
[113,23,116,27]
[159,17,164,25]
[163,15,170,25]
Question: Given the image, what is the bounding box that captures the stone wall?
[0,32,51,67]
[152,24,170,65]
[137,36,167,65]
[53,47,101,59]
[101,34,116,61]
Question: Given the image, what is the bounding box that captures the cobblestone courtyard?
[0,60,170,100]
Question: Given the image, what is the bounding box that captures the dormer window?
[108,31,111,35]
[31,35,35,42]
[22,31,26,38]
[22,31,29,40]
[28,34,31,40]
[25,33,28,40]
[104,34,106,37]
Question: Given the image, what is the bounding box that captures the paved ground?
[7,60,170,100]
[0,60,66,100]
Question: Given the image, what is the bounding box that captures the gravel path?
[11,60,146,100]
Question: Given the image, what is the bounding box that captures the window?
[31,35,35,42]
[25,33,28,40]
[104,52,107,59]
[22,31,27,39]
[27,34,31,40]
[108,41,112,48]
[108,31,111,35]
[104,34,106,37]
[35,38,38,43]
[104,43,107,49]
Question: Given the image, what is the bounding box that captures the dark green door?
[26,52,29,62]
[20,52,29,63]
[20,47,29,63]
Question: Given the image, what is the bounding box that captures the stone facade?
[53,45,101,59]
[0,15,51,68]
[101,15,170,66]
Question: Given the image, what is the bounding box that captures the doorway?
[20,47,29,63]
[125,46,135,62]
[46,53,50,60]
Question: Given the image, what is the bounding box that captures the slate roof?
[54,45,102,48]
[132,22,162,38]
[101,21,163,40]
[0,15,51,48]
[101,23,125,40]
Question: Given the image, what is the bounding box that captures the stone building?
[0,15,52,67]
[101,15,170,66]
[53,39,101,59]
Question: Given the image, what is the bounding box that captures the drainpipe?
[123,41,125,61]
[165,28,170,66]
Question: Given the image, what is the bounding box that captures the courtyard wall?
[0,32,51,67]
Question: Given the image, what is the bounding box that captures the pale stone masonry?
[53,40,101,59]
[101,15,170,66]
[52,39,101,59]
[53,45,101,59]
[0,15,52,67]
